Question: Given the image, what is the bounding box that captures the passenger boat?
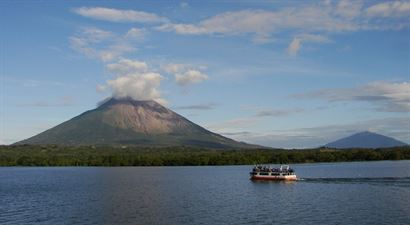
[250,165,297,181]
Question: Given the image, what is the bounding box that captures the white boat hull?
[250,174,297,181]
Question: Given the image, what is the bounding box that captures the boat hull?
[250,175,297,181]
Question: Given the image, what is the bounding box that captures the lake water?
[1,161,409,225]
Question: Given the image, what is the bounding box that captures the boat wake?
[299,177,410,187]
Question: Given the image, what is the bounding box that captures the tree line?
[0,145,409,166]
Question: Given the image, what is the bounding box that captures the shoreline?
[1,159,410,167]
[1,145,409,167]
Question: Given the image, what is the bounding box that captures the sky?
[1,0,409,148]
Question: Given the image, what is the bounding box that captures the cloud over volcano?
[101,59,166,105]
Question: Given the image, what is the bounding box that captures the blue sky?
[1,0,409,148]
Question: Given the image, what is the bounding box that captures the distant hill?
[325,131,408,149]
[15,98,258,149]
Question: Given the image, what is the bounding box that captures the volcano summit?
[15,98,256,149]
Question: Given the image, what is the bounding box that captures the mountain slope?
[15,98,258,149]
[325,131,407,149]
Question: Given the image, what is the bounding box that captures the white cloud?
[125,27,146,40]
[81,27,114,41]
[73,7,168,23]
[99,44,136,62]
[103,59,166,105]
[366,1,410,17]
[69,27,136,62]
[106,58,148,75]
[155,5,361,36]
[175,70,208,86]
[71,1,410,56]
[107,73,164,104]
[163,63,209,86]
[293,81,410,112]
[163,63,186,74]
[155,0,410,51]
[287,38,302,56]
[69,28,104,60]
[68,27,165,105]
[287,34,331,55]
[335,0,364,19]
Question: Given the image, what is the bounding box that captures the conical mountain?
[325,131,407,149]
[15,98,257,149]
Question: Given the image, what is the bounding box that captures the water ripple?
[300,176,410,187]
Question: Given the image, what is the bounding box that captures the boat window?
[260,172,269,175]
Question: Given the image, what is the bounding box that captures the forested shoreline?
[0,145,409,166]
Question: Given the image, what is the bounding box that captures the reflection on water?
[0,161,409,225]
[250,179,298,185]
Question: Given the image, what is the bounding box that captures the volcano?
[325,131,407,149]
[15,98,257,149]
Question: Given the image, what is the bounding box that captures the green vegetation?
[0,145,409,166]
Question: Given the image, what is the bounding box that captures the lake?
[1,161,409,225]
